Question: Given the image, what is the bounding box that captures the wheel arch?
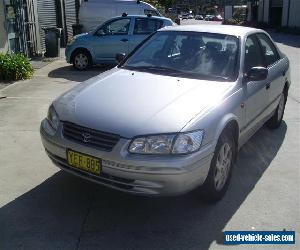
[70,47,93,64]
[214,114,240,154]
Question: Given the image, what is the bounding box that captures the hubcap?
[277,93,285,121]
[214,142,232,191]
[74,53,88,69]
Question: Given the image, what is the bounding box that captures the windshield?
[123,31,239,81]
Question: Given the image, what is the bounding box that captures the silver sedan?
[40,25,290,201]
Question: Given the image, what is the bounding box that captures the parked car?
[195,14,204,20]
[79,0,160,32]
[66,15,174,70]
[204,15,214,21]
[41,25,290,201]
[181,13,189,20]
[188,14,194,19]
[213,15,223,21]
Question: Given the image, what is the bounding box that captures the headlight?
[47,104,60,130]
[68,37,75,45]
[128,130,203,155]
[129,134,175,154]
[172,130,204,154]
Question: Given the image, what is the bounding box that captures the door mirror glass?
[244,66,268,82]
[116,53,126,63]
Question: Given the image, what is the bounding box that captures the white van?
[79,0,161,32]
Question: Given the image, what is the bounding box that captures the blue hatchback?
[66,15,174,70]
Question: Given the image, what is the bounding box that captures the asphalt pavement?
[0,20,299,250]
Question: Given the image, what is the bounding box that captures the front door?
[242,35,269,132]
[93,18,132,63]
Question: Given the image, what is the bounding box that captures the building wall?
[224,5,233,19]
[258,0,264,22]
[263,0,269,23]
[281,0,289,26]
[288,0,300,27]
[0,0,8,52]
[247,1,252,21]
[258,0,299,27]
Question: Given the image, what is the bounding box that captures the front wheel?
[200,133,235,202]
[266,92,286,129]
[72,50,91,70]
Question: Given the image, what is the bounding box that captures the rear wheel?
[200,132,235,202]
[72,50,91,70]
[266,91,286,129]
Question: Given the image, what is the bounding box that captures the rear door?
[92,17,132,63]
[256,33,286,111]
[129,17,164,52]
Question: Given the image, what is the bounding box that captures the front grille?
[62,121,120,151]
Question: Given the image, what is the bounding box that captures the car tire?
[72,50,92,70]
[200,132,236,202]
[266,91,286,129]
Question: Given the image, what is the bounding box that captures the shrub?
[0,53,33,81]
[222,18,239,25]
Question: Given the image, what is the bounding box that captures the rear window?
[134,18,163,35]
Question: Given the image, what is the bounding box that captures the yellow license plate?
[67,149,101,175]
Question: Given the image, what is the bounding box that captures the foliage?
[143,0,175,9]
[0,53,33,81]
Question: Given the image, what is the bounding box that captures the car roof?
[113,15,172,21]
[159,25,264,38]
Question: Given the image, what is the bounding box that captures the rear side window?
[256,33,280,67]
[244,35,264,72]
[133,18,163,35]
[96,18,131,36]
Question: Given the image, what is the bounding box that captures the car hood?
[54,68,235,138]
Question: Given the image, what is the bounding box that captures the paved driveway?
[0,27,299,249]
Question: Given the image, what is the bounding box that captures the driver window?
[96,18,131,36]
[244,35,264,73]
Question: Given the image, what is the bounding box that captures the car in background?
[213,15,223,21]
[42,25,290,201]
[188,14,194,19]
[204,15,214,21]
[195,14,204,20]
[66,15,174,70]
[181,13,189,20]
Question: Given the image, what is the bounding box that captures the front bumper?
[65,45,74,63]
[40,119,214,196]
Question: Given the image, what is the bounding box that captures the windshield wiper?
[127,66,183,74]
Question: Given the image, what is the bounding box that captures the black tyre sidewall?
[201,133,236,202]
[72,51,91,71]
[267,92,286,129]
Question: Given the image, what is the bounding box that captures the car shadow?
[48,65,114,82]
[0,123,287,250]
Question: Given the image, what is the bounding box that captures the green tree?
[144,0,175,9]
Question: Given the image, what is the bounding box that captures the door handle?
[120,38,128,42]
[266,83,271,90]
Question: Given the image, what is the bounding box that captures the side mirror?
[244,66,268,82]
[115,53,126,64]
